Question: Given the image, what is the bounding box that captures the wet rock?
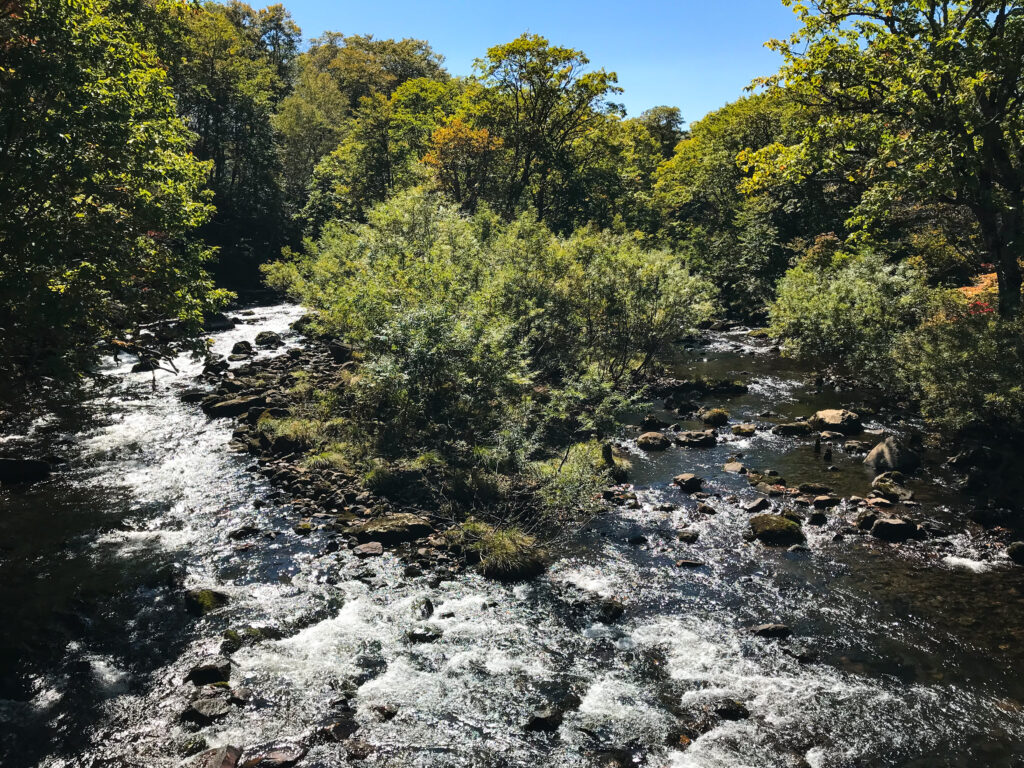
[641,413,670,431]
[798,482,832,495]
[231,341,253,356]
[182,697,232,725]
[239,741,306,768]
[1007,542,1024,566]
[855,511,878,530]
[344,738,374,760]
[700,408,729,427]
[812,495,840,509]
[189,746,242,768]
[346,513,433,544]
[749,515,805,546]
[253,331,284,349]
[772,422,813,437]
[672,473,702,492]
[732,423,757,436]
[203,395,267,419]
[412,596,434,620]
[203,313,235,332]
[0,457,51,484]
[752,623,793,639]
[180,389,209,404]
[713,698,750,720]
[227,525,260,541]
[675,558,705,568]
[808,511,828,526]
[637,431,671,451]
[406,626,442,643]
[185,589,230,616]
[696,502,717,515]
[319,716,358,742]
[229,687,252,705]
[186,656,231,685]
[676,529,699,544]
[809,409,862,434]
[675,430,716,448]
[597,598,626,623]
[743,497,772,513]
[353,541,383,558]
[865,437,920,472]
[870,517,920,542]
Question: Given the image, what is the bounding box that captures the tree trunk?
[974,195,1023,318]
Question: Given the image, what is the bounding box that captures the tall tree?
[760,0,1024,316]
[0,0,220,385]
[473,34,623,224]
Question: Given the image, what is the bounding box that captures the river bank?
[3,303,1024,768]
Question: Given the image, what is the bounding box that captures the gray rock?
[346,513,432,544]
[637,432,671,451]
[239,741,306,768]
[864,437,920,472]
[182,697,232,725]
[353,541,384,558]
[743,497,772,513]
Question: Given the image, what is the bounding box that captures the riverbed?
[2,304,1024,768]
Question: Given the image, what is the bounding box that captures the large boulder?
[749,515,806,546]
[254,331,283,348]
[864,437,920,472]
[0,457,51,484]
[809,409,863,435]
[346,513,433,544]
[637,432,671,451]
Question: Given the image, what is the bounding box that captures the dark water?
[2,310,1024,768]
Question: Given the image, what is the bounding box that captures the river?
[2,303,1024,768]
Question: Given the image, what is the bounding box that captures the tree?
[0,0,221,386]
[168,1,299,282]
[760,0,1024,317]
[473,34,623,223]
[423,117,503,209]
[637,105,686,159]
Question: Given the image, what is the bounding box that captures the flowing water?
[3,305,1024,768]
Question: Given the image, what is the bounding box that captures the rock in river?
[346,513,433,544]
[743,497,772,513]
[637,432,671,451]
[772,422,814,437]
[1007,542,1024,566]
[672,473,703,492]
[253,331,284,348]
[239,741,307,768]
[186,656,232,685]
[189,746,241,768]
[864,437,920,472]
[809,409,863,434]
[752,623,793,639]
[182,697,232,725]
[749,515,806,546]
[203,395,267,419]
[353,541,383,558]
[675,430,717,448]
[870,517,920,542]
[185,589,230,616]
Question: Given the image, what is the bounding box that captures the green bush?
[895,293,1024,436]
[769,248,930,385]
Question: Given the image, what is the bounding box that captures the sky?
[279,0,802,124]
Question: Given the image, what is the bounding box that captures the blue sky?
[280,0,801,123]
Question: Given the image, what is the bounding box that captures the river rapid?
[2,303,1024,768]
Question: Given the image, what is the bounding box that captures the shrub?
[895,292,1024,436]
[769,248,931,385]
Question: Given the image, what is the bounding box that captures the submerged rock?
[749,515,805,546]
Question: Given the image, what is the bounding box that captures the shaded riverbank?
[3,306,1024,768]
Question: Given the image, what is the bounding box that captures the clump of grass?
[302,442,360,472]
[258,416,328,447]
[446,520,546,581]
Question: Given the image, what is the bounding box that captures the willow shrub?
[264,188,716,524]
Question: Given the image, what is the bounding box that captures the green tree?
[473,34,623,225]
[0,0,221,386]
[759,0,1024,316]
